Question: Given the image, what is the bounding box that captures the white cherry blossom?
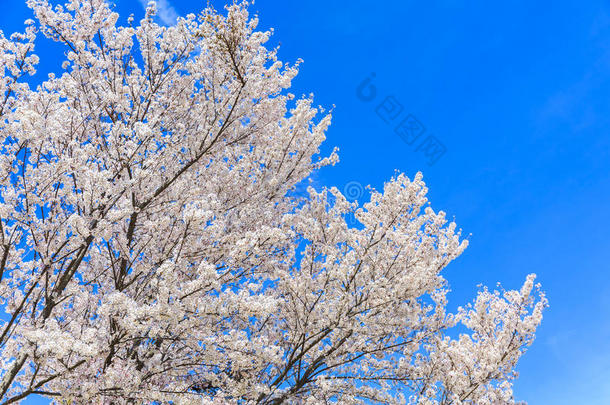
[0,1,546,404]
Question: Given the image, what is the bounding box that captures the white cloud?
[138,0,179,26]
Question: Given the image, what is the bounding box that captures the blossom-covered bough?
[0,1,546,404]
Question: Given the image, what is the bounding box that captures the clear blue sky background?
[2,1,610,404]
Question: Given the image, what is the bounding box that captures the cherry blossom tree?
[0,1,546,404]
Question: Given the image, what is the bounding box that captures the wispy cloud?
[138,0,179,26]
[536,8,610,133]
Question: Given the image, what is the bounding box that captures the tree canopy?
[0,1,546,403]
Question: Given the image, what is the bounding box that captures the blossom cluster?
[0,1,545,404]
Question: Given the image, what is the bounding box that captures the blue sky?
[2,0,610,403]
